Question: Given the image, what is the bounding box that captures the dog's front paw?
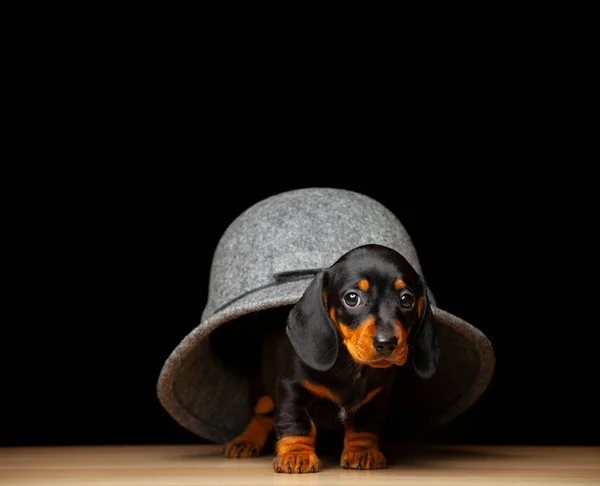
[223,440,262,458]
[341,448,386,470]
[273,452,321,473]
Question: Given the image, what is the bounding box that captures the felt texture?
[157,188,495,444]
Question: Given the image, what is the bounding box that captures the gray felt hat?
[157,187,495,444]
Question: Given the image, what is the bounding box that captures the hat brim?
[157,278,495,444]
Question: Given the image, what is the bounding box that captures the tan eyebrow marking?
[395,279,405,290]
[358,279,369,291]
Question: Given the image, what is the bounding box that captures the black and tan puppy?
[223,244,439,473]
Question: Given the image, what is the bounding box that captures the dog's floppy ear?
[286,271,339,371]
[410,283,439,379]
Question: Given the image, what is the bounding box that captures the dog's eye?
[400,292,414,309]
[343,292,361,307]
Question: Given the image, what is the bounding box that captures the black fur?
[410,287,439,379]
[285,271,339,371]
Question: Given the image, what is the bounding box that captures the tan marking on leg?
[254,395,275,415]
[340,417,386,470]
[224,395,274,458]
[274,421,320,473]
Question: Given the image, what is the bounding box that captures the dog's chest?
[308,387,373,428]
[337,403,357,423]
[304,362,389,428]
[334,368,377,423]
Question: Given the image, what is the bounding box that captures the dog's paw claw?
[340,449,386,470]
[273,453,320,473]
[223,440,262,458]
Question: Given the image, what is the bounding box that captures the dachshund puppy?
[223,244,439,473]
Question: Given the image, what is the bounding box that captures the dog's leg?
[273,383,321,473]
[340,387,390,470]
[223,395,275,458]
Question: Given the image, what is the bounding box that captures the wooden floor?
[1,444,599,485]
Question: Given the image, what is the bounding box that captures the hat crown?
[203,188,423,320]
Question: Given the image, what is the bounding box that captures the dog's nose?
[372,335,397,357]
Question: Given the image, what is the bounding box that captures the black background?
[2,0,598,452]
[4,166,596,448]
